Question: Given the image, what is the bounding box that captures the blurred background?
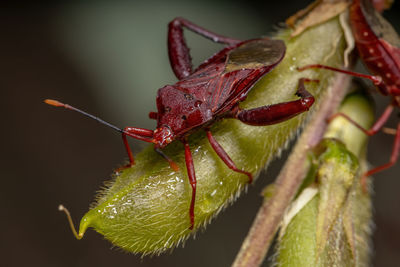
[1,0,400,266]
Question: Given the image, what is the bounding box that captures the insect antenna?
[58,205,83,240]
[44,99,124,134]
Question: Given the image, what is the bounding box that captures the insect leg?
[235,78,316,126]
[168,17,241,79]
[361,122,400,191]
[182,138,196,230]
[297,64,392,95]
[328,103,394,136]
[122,134,135,166]
[327,103,396,192]
[120,127,154,167]
[206,129,253,183]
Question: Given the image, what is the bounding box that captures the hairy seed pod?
[70,18,347,254]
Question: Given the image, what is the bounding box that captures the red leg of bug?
[168,17,241,79]
[206,130,253,183]
[297,64,396,95]
[122,134,135,166]
[361,122,400,192]
[328,104,394,136]
[120,129,179,172]
[116,127,154,171]
[327,104,397,192]
[297,64,384,84]
[182,138,196,230]
[234,78,316,126]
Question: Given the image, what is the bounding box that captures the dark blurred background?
[1,0,400,266]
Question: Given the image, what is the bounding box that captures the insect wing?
[211,39,286,112]
[224,39,286,73]
[173,39,285,115]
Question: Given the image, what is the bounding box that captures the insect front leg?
[120,127,154,168]
[182,138,196,230]
[234,78,316,126]
[206,129,253,183]
[168,17,241,79]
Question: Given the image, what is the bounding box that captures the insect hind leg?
[235,78,317,126]
[328,104,394,136]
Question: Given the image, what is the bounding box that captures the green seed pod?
[276,91,375,266]
[63,18,348,254]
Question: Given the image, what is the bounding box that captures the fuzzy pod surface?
[75,18,347,254]
[276,92,375,266]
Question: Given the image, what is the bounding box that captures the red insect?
[47,17,316,229]
[298,0,400,190]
